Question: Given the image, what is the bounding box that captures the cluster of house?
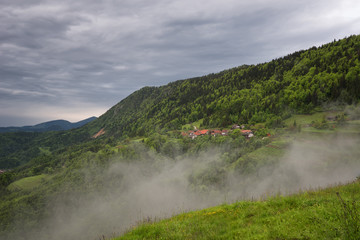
[181,129,227,139]
[0,169,6,175]
[181,124,254,140]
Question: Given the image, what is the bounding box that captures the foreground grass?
[114,181,360,240]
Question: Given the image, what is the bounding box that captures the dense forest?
[95,35,360,137]
[0,35,360,240]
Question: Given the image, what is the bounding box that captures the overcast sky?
[1,0,360,126]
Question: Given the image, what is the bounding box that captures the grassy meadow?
[115,180,360,240]
[7,174,49,192]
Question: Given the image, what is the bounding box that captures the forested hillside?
[0,117,96,168]
[1,35,360,169]
[0,35,360,240]
[94,35,360,138]
[0,118,98,169]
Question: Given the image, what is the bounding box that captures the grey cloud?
[1,0,360,126]
[1,9,80,49]
[0,87,54,98]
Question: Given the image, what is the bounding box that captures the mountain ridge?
[0,116,97,133]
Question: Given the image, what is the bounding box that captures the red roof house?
[199,129,209,135]
[241,130,252,134]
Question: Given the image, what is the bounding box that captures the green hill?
[0,35,360,240]
[90,35,360,138]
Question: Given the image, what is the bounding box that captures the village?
[181,124,254,140]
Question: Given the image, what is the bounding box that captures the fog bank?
[14,135,360,240]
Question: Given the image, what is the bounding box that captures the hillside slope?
[0,35,360,240]
[0,117,97,168]
[90,35,360,138]
[116,180,360,240]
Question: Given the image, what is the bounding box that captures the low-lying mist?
[16,134,360,240]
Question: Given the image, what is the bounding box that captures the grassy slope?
[1,112,359,239]
[284,112,325,127]
[7,174,49,191]
[115,181,359,240]
[115,115,360,240]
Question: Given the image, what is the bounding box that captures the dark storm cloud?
[0,0,360,126]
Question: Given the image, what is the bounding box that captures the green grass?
[182,119,204,130]
[284,112,326,127]
[132,138,145,143]
[114,181,360,240]
[285,112,360,135]
[300,119,360,134]
[301,127,336,133]
[7,174,49,191]
[230,136,290,170]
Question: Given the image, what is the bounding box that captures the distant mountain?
[0,117,97,133]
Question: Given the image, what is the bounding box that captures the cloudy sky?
[1,0,360,126]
